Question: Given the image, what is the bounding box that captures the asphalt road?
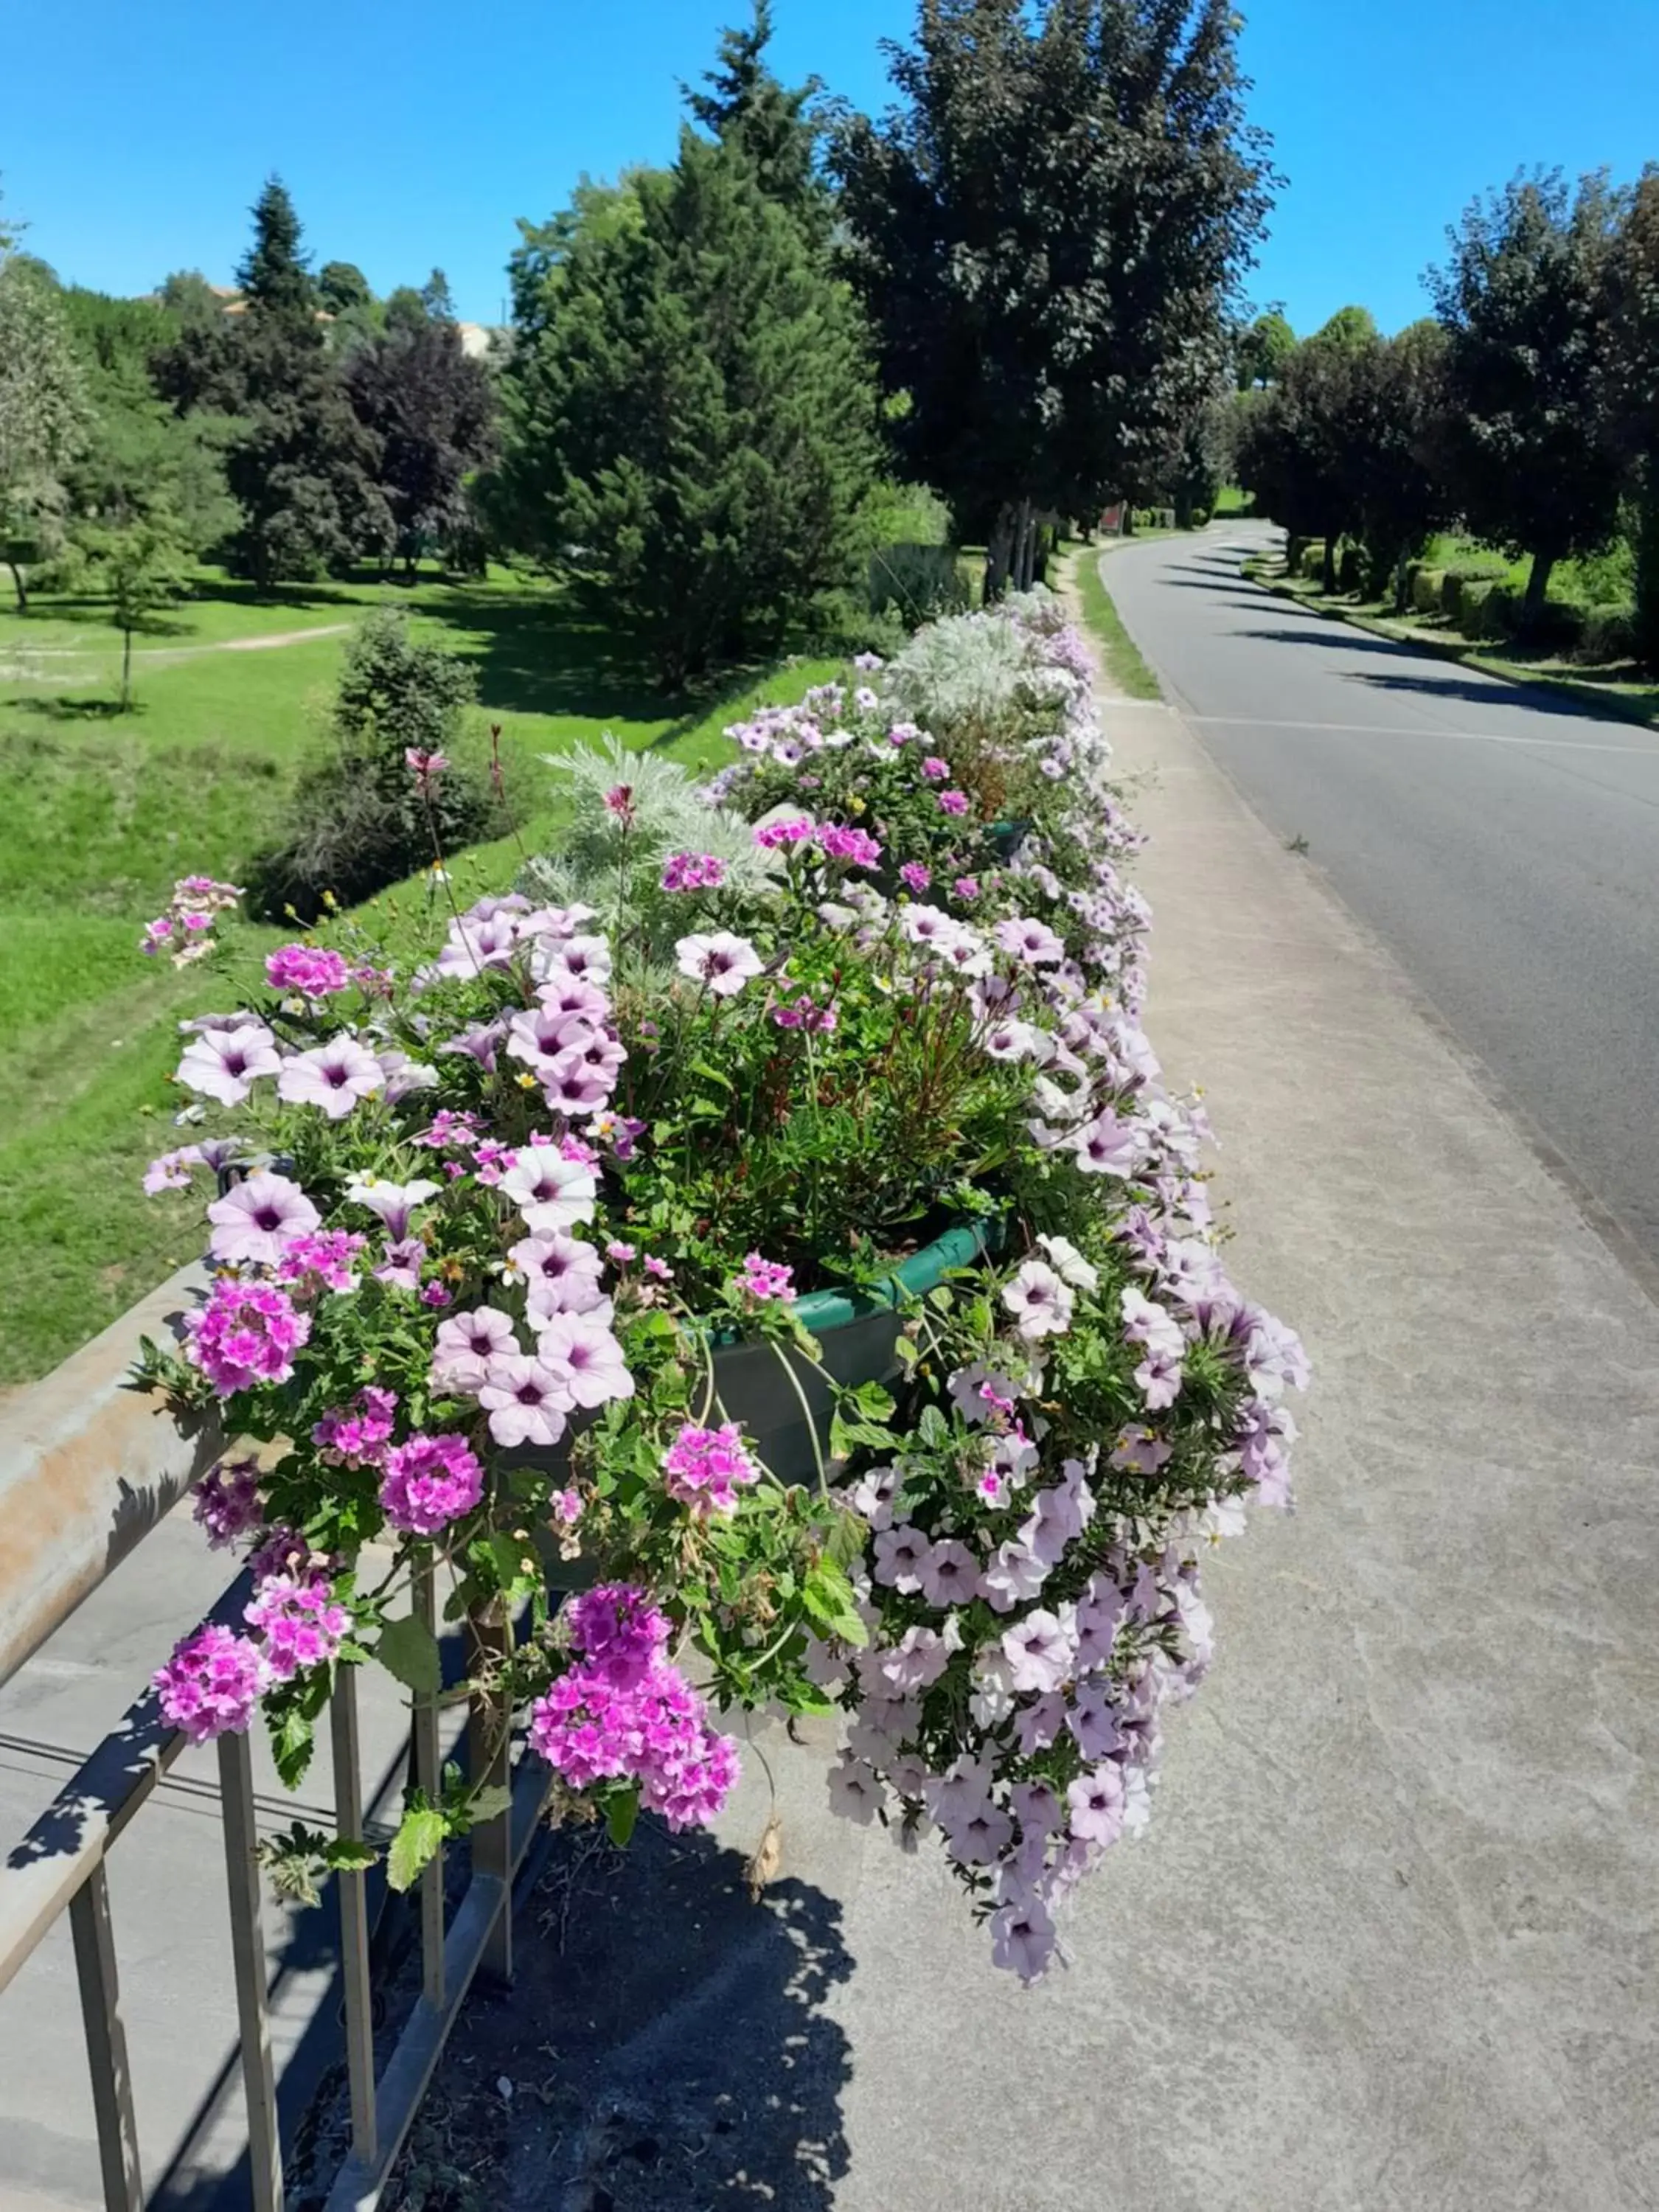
[1105,524,1659,1273]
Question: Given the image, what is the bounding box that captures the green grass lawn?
[1071,546,1163,700]
[0,566,841,1385]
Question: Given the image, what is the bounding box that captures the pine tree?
[498,128,878,684]
[684,2,827,234]
[224,179,388,582]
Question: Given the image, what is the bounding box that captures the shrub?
[867,540,971,628]
[1338,543,1365,594]
[1411,568,1446,616]
[248,608,507,920]
[1299,543,1325,582]
[1456,579,1497,633]
[1578,603,1638,663]
[1187,504,1211,530]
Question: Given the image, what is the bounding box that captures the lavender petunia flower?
[207,1171,321,1268]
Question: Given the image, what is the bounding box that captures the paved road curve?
[1105,524,1659,1272]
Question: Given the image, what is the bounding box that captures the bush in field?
[248,608,505,919]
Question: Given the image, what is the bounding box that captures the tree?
[223,179,389,582]
[318,260,373,316]
[1231,309,1378,589]
[833,0,1276,593]
[1235,307,1295,389]
[1430,170,1627,627]
[1348,320,1453,602]
[69,509,192,706]
[685,2,828,234]
[0,251,87,608]
[1605,167,1659,665]
[495,127,879,684]
[345,314,496,574]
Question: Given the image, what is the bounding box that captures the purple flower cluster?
[244,1571,351,1681]
[661,1422,762,1518]
[313,1386,398,1468]
[184,1279,310,1397]
[379,1433,484,1536]
[278,1230,369,1294]
[265,943,352,998]
[193,1456,263,1548]
[660,852,728,893]
[816,824,883,869]
[740,1251,796,1302]
[154,1623,265,1743]
[528,1586,739,1832]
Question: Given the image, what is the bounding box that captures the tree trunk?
[6,557,27,613]
[121,625,133,712]
[1321,537,1338,596]
[984,504,1016,602]
[1013,498,1036,592]
[1521,550,1556,634]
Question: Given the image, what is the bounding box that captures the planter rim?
[707,1218,998,1349]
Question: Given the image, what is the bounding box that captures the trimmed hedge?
[1411,568,1446,616]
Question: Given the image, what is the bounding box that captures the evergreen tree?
[834,0,1275,592]
[223,179,388,582]
[1430,170,1627,627]
[497,128,878,684]
[684,2,827,233]
[318,260,373,316]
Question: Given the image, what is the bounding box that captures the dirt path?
[0,622,351,684]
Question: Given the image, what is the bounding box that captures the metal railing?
[0,1274,551,2211]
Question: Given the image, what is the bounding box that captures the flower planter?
[703,1219,996,1483]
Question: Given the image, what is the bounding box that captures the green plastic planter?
[705,1219,998,1482]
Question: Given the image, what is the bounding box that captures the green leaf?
[324,1838,380,1873]
[688,1058,736,1092]
[387,1806,447,1893]
[376,1613,442,1696]
[272,1709,315,1790]
[461,1784,513,1830]
[604,1784,639,1848]
[803,1560,869,1647]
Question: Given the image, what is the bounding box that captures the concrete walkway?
[402,571,1659,2210]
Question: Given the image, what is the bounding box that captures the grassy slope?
[0,567,839,1383]
[1252,553,1659,729]
[1071,546,1163,700]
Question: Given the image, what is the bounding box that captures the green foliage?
[497,128,879,684]
[248,607,504,918]
[318,260,374,316]
[683,1,829,235]
[0,251,88,605]
[833,0,1276,560]
[66,510,192,705]
[1234,307,1295,389]
[344,315,495,572]
[868,540,970,627]
[1430,170,1627,612]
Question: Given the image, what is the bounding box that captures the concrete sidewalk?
[410,675,1659,2209]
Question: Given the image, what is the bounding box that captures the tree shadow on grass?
[7,694,134,722]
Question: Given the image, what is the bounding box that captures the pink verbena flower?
[379,1433,484,1536]
[899,862,932,894]
[155,1622,265,1743]
[953,875,981,901]
[938,789,970,816]
[265,943,351,998]
[920,756,951,782]
[192,1457,263,1548]
[662,1421,762,1518]
[278,1230,369,1295]
[312,1385,398,1468]
[660,852,728,893]
[526,1654,740,1832]
[754,815,815,849]
[184,1279,310,1397]
[566,1584,672,1686]
[816,824,882,869]
[740,1252,796,1303]
[246,1571,350,1681]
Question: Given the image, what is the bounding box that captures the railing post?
[217,1728,283,2212]
[68,1863,143,2212]
[330,1664,378,2171]
[467,1601,512,1985]
[411,1561,445,2010]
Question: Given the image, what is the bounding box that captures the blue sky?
[4,0,1656,336]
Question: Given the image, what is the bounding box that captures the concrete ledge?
[0,1264,220,1687]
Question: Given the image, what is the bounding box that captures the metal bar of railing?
[411,1562,445,2011]
[218,1728,284,2212]
[468,1604,513,1987]
[69,1861,143,2212]
[330,1666,378,2171]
